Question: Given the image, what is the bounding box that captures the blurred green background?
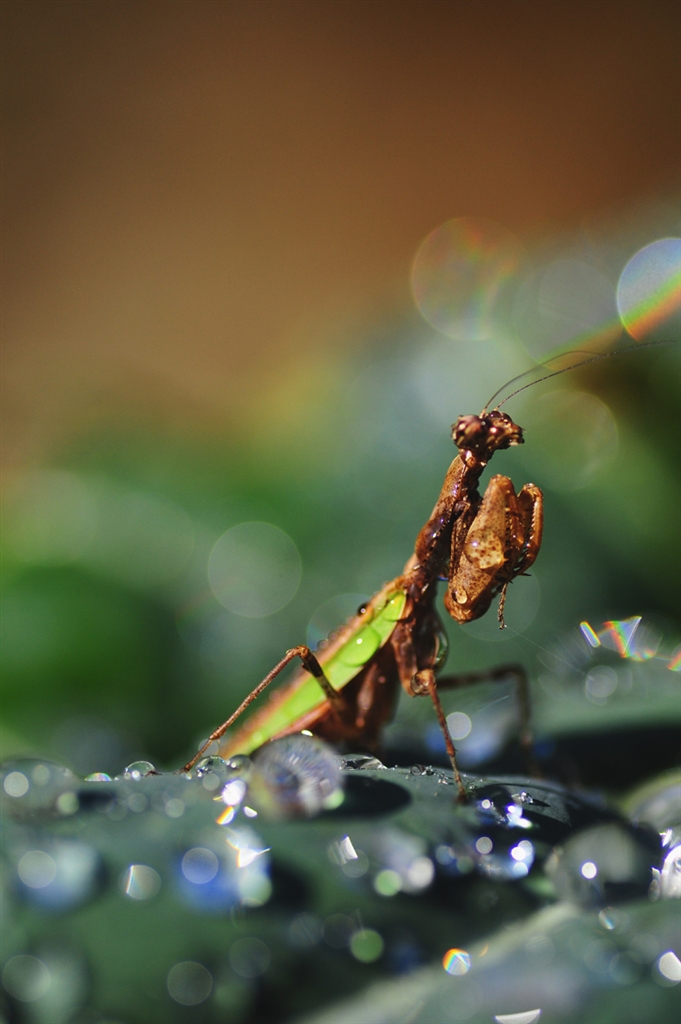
[2,0,680,777]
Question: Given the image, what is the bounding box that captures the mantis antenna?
[482,337,675,414]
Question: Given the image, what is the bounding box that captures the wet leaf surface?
[2,747,678,1023]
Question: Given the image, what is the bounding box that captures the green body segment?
[233,590,407,754]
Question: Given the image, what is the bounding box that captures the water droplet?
[181,848,219,885]
[447,711,472,740]
[194,756,229,791]
[248,735,343,818]
[659,842,681,899]
[494,1011,542,1024]
[350,928,384,963]
[14,839,101,910]
[121,864,162,900]
[127,792,147,813]
[342,754,386,770]
[123,761,156,780]
[374,869,402,896]
[1,760,77,821]
[339,625,381,667]
[175,826,270,911]
[546,822,660,906]
[3,771,29,797]
[56,791,79,816]
[2,954,51,1002]
[167,961,212,1005]
[18,850,57,888]
[657,950,681,984]
[220,778,248,807]
[617,237,681,341]
[84,772,111,782]
[164,798,184,818]
[443,948,471,975]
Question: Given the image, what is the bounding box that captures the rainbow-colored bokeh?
[580,616,680,671]
[617,238,681,341]
[442,947,472,975]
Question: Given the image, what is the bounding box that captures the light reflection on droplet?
[374,868,403,896]
[585,666,618,704]
[127,792,148,813]
[659,843,681,899]
[3,771,29,797]
[412,217,522,340]
[123,761,156,780]
[447,712,472,740]
[167,961,213,1006]
[657,950,681,983]
[2,955,51,1002]
[221,779,248,806]
[519,390,618,491]
[14,840,100,909]
[208,522,301,617]
[510,840,534,863]
[405,856,434,889]
[18,851,57,888]
[442,948,471,975]
[164,798,185,818]
[229,937,271,978]
[121,864,162,900]
[581,861,598,879]
[350,928,384,963]
[494,1011,542,1024]
[249,735,343,818]
[617,237,681,340]
[181,848,219,885]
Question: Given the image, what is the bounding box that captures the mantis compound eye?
[452,415,485,450]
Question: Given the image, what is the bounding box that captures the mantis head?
[452,410,524,454]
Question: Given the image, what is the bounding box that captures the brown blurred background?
[1,0,680,772]
[3,0,680,466]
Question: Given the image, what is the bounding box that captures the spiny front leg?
[445,474,543,627]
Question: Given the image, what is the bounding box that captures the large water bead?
[545,822,661,907]
[248,735,344,818]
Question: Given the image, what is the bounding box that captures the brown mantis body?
[183,407,543,800]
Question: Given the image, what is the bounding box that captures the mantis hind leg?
[180,646,343,773]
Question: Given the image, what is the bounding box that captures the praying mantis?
[183,386,548,800]
[181,341,671,799]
